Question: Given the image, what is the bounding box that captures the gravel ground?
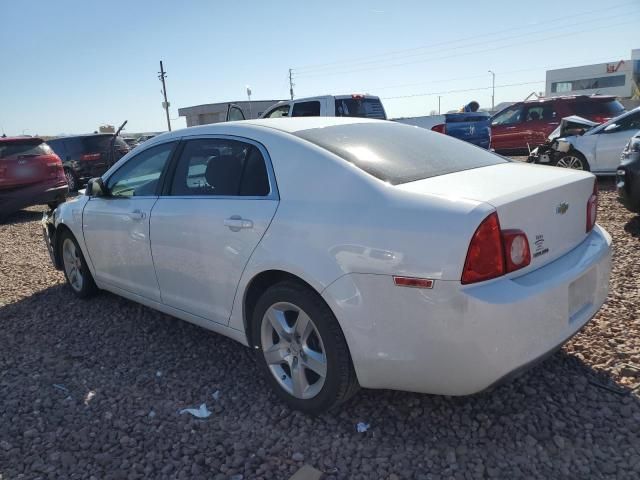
[1,180,639,480]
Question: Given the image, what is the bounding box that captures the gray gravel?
[1,180,640,479]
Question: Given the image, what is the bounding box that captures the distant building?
[545,48,640,100]
[178,100,283,127]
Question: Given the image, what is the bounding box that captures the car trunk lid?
[397,162,596,273]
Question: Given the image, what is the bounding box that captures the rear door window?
[294,122,507,185]
[291,101,321,117]
[335,98,386,119]
[169,138,270,197]
[572,100,625,117]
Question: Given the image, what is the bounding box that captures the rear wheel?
[252,281,359,413]
[64,169,78,192]
[59,230,97,298]
[554,151,589,171]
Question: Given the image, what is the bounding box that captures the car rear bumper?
[0,182,68,218]
[322,225,611,395]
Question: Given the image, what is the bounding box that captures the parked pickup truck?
[428,111,492,149]
[259,94,387,120]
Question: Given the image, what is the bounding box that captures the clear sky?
[1,0,637,136]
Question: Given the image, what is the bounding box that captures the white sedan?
[43,118,611,413]
[555,107,640,174]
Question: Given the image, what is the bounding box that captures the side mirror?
[86,177,108,197]
[604,124,619,133]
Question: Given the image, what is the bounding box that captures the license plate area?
[568,267,596,322]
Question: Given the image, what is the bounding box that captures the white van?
[259,94,387,120]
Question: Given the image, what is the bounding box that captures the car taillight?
[502,230,531,273]
[461,212,505,284]
[461,212,532,285]
[431,124,446,134]
[81,153,101,161]
[587,180,598,232]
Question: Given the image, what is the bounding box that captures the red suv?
[0,137,68,220]
[490,95,625,154]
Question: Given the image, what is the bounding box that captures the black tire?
[64,169,78,192]
[58,229,98,298]
[252,280,359,413]
[554,151,590,171]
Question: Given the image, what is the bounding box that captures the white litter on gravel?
[179,403,212,418]
[356,422,370,432]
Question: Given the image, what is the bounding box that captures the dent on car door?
[149,137,278,325]
[81,141,177,301]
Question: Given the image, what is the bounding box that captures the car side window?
[265,105,290,118]
[170,138,270,197]
[614,112,640,132]
[291,101,321,117]
[524,106,545,122]
[107,142,175,197]
[491,106,523,126]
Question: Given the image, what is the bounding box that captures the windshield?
[294,122,507,185]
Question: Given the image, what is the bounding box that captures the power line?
[292,1,637,74]
[380,80,545,101]
[293,17,636,78]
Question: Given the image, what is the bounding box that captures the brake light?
[431,124,446,134]
[462,213,532,284]
[502,230,531,273]
[351,94,365,100]
[587,180,598,232]
[81,153,101,161]
[461,212,504,284]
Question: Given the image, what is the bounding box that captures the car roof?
[49,133,116,141]
[521,95,617,105]
[0,136,44,143]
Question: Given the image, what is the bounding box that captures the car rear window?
[335,98,387,120]
[294,122,507,185]
[0,140,53,159]
[81,135,128,151]
[572,100,625,117]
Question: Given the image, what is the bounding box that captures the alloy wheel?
[556,155,585,170]
[260,302,327,399]
[62,238,84,292]
[65,170,77,191]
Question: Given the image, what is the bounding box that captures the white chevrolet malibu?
[43,118,611,413]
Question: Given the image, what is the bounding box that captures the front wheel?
[59,230,97,298]
[554,151,590,171]
[252,281,359,413]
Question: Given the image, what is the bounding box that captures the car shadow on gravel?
[0,207,47,225]
[624,215,640,237]
[2,282,639,478]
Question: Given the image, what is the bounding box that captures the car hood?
[547,115,599,141]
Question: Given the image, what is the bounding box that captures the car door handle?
[224,216,253,231]
[128,209,146,221]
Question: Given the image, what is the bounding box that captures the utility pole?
[438,96,441,115]
[288,68,294,100]
[158,61,172,131]
[488,70,495,112]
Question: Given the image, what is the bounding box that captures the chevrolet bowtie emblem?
[556,202,569,215]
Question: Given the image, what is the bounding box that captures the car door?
[262,104,291,118]
[490,104,525,151]
[521,105,554,148]
[150,136,279,325]
[594,111,640,171]
[82,141,177,302]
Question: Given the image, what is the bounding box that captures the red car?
[490,95,625,155]
[0,137,68,220]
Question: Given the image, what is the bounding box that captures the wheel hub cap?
[260,302,327,400]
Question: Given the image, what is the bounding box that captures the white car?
[42,118,611,413]
[260,94,387,120]
[555,107,640,174]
